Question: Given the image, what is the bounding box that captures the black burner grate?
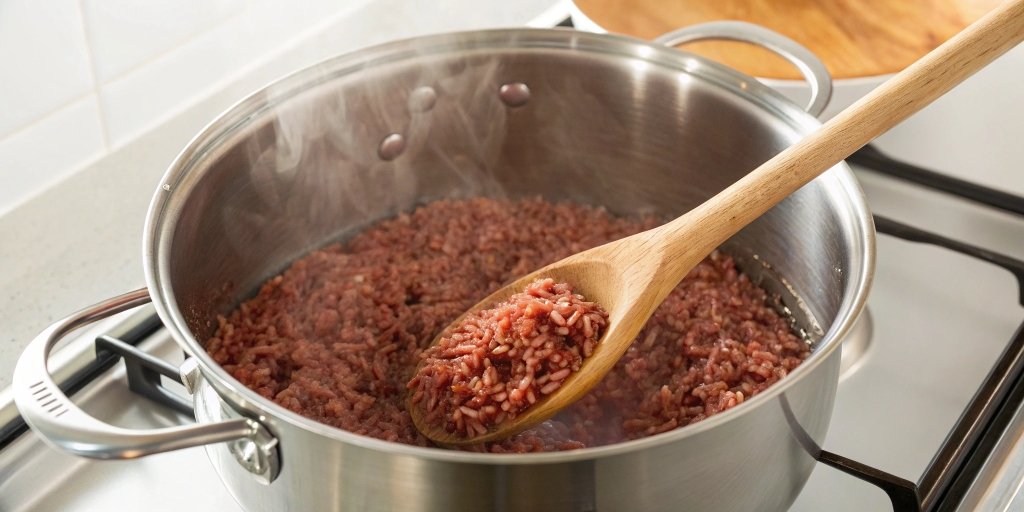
[830,145,1024,511]
[0,313,163,451]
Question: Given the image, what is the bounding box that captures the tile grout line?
[0,92,96,142]
[74,0,111,151]
[1,0,555,150]
[94,7,248,91]
[102,0,380,152]
[0,3,345,150]
[70,1,245,149]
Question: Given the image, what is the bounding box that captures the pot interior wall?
[166,42,857,347]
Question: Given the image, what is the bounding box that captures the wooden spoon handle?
[658,0,1024,278]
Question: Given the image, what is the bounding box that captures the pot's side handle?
[12,289,277,482]
[654,21,834,118]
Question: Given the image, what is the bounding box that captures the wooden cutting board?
[573,0,1001,79]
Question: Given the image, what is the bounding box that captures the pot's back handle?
[654,21,834,118]
[12,289,279,483]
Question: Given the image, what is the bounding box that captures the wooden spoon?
[410,0,1024,446]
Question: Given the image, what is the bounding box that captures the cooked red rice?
[408,278,607,438]
[205,197,810,452]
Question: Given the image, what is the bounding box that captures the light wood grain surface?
[574,0,1002,79]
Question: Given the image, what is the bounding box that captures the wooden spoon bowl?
[410,0,1024,446]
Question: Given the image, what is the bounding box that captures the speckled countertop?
[0,0,565,389]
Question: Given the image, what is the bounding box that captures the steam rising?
[224,51,520,261]
[207,36,653,301]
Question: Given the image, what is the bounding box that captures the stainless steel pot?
[14,27,874,512]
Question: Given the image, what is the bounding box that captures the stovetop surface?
[792,166,1024,510]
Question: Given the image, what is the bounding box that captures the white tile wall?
[0,0,379,214]
[82,0,244,82]
[0,0,567,215]
[99,0,377,147]
[0,0,94,137]
[0,96,106,210]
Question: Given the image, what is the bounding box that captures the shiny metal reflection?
[498,82,530,107]
[839,308,874,380]
[377,133,406,161]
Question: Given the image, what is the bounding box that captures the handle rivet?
[378,133,406,161]
[499,82,530,107]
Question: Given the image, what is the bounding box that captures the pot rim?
[143,27,875,465]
